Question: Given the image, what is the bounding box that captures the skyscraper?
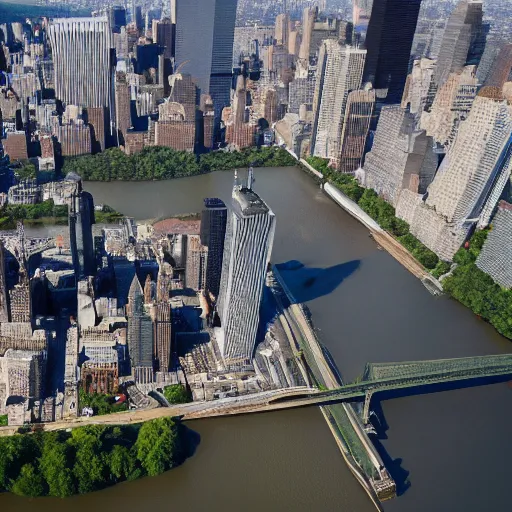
[48,17,113,109]
[362,0,422,103]
[217,172,276,364]
[173,0,237,124]
[69,179,96,279]
[353,0,374,45]
[0,242,9,323]
[127,275,154,377]
[200,198,227,300]
[154,302,172,372]
[311,41,367,159]
[362,105,438,205]
[434,0,484,88]
[337,88,375,174]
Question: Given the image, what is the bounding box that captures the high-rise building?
[217,172,276,364]
[337,88,375,174]
[275,13,289,47]
[484,43,512,90]
[173,0,237,124]
[433,0,484,88]
[185,235,208,290]
[9,270,31,323]
[127,275,154,376]
[311,41,366,159]
[154,301,172,371]
[397,88,512,260]
[48,17,113,109]
[353,0,373,45]
[362,105,438,206]
[420,66,478,149]
[69,180,96,279]
[362,0,422,103]
[0,242,8,323]
[153,18,175,59]
[200,198,227,301]
[476,201,512,289]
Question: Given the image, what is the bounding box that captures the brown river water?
[2,166,511,512]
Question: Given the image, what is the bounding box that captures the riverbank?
[296,159,444,293]
[295,156,512,337]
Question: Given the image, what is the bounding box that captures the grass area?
[306,157,441,271]
[163,385,192,405]
[0,415,7,426]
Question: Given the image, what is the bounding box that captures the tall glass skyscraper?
[217,172,275,365]
[173,0,237,124]
[362,0,422,103]
[48,17,113,109]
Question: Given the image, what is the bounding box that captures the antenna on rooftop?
[247,167,254,190]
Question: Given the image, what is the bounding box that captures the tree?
[69,426,108,494]
[39,433,76,497]
[108,445,140,482]
[135,418,183,476]
[163,384,191,404]
[11,463,46,497]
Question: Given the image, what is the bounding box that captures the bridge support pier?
[362,389,374,425]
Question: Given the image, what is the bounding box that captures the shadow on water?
[182,424,201,460]
[275,260,361,303]
[369,400,411,496]
[366,374,512,497]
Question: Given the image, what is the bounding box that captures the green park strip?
[62,146,297,182]
[0,417,191,498]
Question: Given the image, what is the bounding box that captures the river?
[3,166,511,511]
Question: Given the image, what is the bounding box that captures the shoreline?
[293,155,444,294]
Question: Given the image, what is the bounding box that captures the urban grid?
[0,0,511,506]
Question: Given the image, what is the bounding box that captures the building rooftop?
[233,187,270,216]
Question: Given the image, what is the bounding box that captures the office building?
[200,198,227,301]
[48,17,113,108]
[476,201,512,289]
[69,180,96,279]
[311,41,366,159]
[362,105,438,206]
[127,275,154,376]
[362,0,422,103]
[217,172,276,364]
[185,235,208,290]
[420,66,478,149]
[154,301,172,371]
[434,0,484,88]
[9,270,31,323]
[397,88,512,260]
[173,0,237,124]
[0,242,8,323]
[337,88,375,174]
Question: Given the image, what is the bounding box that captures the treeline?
[0,199,69,229]
[0,418,190,498]
[308,157,445,273]
[443,231,512,340]
[62,146,297,182]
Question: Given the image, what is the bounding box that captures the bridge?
[267,353,512,423]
